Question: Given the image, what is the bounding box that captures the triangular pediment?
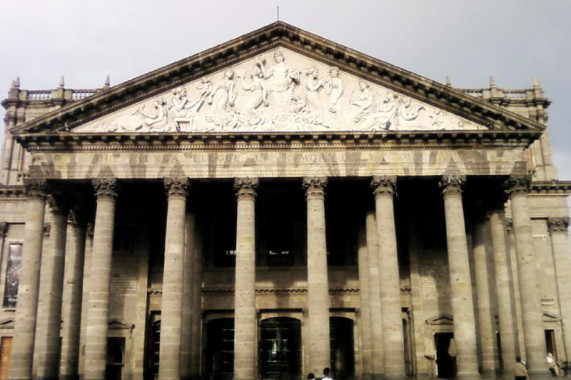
[12,22,544,137]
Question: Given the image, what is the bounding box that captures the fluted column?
[84,178,118,380]
[304,177,330,373]
[489,206,518,373]
[35,194,69,380]
[371,176,405,378]
[471,213,497,374]
[9,178,48,380]
[505,176,545,373]
[59,210,87,380]
[159,178,190,380]
[439,175,479,376]
[357,224,373,380]
[365,211,383,379]
[548,217,571,361]
[233,178,258,380]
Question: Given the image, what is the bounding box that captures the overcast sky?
[1,0,570,180]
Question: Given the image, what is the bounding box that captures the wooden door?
[0,337,12,380]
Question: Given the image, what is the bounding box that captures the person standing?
[513,356,530,380]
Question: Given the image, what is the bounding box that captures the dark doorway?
[545,329,558,359]
[205,318,234,380]
[106,337,124,380]
[330,317,355,380]
[259,317,302,380]
[435,333,456,378]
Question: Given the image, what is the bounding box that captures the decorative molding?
[92,178,118,199]
[163,177,190,198]
[439,175,465,197]
[22,177,48,200]
[303,176,327,198]
[547,217,569,233]
[234,177,259,199]
[504,175,531,196]
[371,175,397,196]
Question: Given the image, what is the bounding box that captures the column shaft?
[440,176,479,376]
[304,177,330,374]
[9,179,47,380]
[472,217,497,373]
[365,211,383,379]
[233,178,258,380]
[84,179,118,380]
[372,176,405,378]
[548,218,571,361]
[59,211,87,380]
[357,225,373,380]
[35,197,68,380]
[159,178,189,380]
[507,178,545,373]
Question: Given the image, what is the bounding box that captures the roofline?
[10,21,545,135]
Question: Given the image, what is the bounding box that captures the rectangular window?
[3,243,22,308]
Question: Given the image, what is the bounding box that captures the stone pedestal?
[439,175,479,376]
[233,178,258,380]
[548,217,571,361]
[35,195,68,380]
[371,176,405,378]
[9,179,47,380]
[506,176,546,373]
[304,177,331,374]
[159,178,189,380]
[84,178,118,380]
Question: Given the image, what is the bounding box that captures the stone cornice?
[0,185,26,199]
[15,130,540,153]
[10,22,544,137]
[529,181,571,195]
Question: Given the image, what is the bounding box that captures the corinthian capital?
[504,175,531,196]
[164,177,190,198]
[547,217,570,233]
[92,178,118,199]
[303,177,327,198]
[371,176,397,196]
[23,177,48,200]
[234,177,259,198]
[439,175,465,197]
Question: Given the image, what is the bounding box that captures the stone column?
[9,178,48,380]
[365,211,383,380]
[547,217,571,361]
[505,176,545,373]
[471,213,497,374]
[439,175,479,376]
[357,225,373,380]
[59,210,87,380]
[371,176,405,378]
[159,178,190,380]
[233,178,258,380]
[84,178,118,380]
[78,223,94,378]
[189,221,203,380]
[489,207,518,373]
[303,177,331,373]
[35,194,69,380]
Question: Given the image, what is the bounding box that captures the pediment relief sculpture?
[74,49,485,134]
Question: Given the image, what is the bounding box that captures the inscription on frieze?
[74,48,486,134]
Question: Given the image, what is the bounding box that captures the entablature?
[16,130,541,153]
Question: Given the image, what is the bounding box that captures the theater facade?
[0,22,570,380]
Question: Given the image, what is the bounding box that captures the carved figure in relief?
[350,81,374,123]
[258,51,300,123]
[398,97,424,122]
[367,92,397,130]
[170,88,191,118]
[236,66,268,127]
[304,68,326,126]
[206,70,240,128]
[137,99,169,131]
[429,109,444,128]
[325,67,343,113]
